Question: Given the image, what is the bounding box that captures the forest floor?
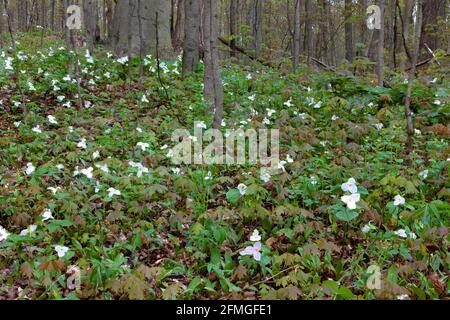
[0,33,449,300]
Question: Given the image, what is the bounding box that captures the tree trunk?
[110,0,173,58]
[83,0,99,55]
[172,0,184,53]
[404,0,423,158]
[293,0,301,71]
[0,0,4,49]
[304,0,313,63]
[229,0,237,58]
[51,0,55,31]
[344,0,353,62]
[400,0,413,71]
[182,0,200,74]
[250,0,263,57]
[377,0,385,86]
[203,0,223,129]
[421,0,446,51]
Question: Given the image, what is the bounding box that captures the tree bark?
[377,0,385,86]
[304,0,313,63]
[293,0,301,71]
[404,0,423,158]
[110,0,173,58]
[400,0,413,71]
[250,0,263,57]
[182,0,200,74]
[172,0,184,53]
[344,0,353,62]
[229,0,237,58]
[0,0,4,49]
[83,0,99,55]
[203,0,223,129]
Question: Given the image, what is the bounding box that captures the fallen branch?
[218,36,277,69]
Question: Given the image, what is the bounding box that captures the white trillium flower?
[250,229,261,242]
[331,115,339,121]
[204,171,213,181]
[341,193,361,210]
[240,242,262,261]
[284,98,293,108]
[260,168,271,183]
[262,117,270,125]
[313,101,322,109]
[248,94,256,101]
[47,115,58,124]
[397,294,409,300]
[20,225,37,236]
[341,178,358,194]
[0,225,10,242]
[141,95,149,103]
[93,150,100,159]
[286,154,294,163]
[375,123,384,130]
[196,121,207,129]
[137,142,150,151]
[32,125,42,133]
[266,108,276,117]
[362,222,376,234]
[14,121,22,128]
[81,167,94,179]
[42,209,54,221]
[95,163,109,173]
[107,187,121,198]
[77,138,87,150]
[25,162,36,175]
[237,183,247,196]
[394,229,408,238]
[55,245,69,258]
[171,167,182,175]
[47,187,61,194]
[418,170,428,179]
[393,195,405,206]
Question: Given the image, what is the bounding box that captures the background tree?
[182,0,200,74]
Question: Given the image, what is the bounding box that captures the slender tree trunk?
[293,0,301,71]
[229,0,237,58]
[172,0,184,53]
[182,0,200,74]
[377,0,385,86]
[137,0,145,78]
[0,0,4,49]
[203,0,214,104]
[344,0,353,62]
[210,0,223,129]
[127,0,133,84]
[400,0,412,71]
[203,0,223,129]
[4,0,15,50]
[304,0,313,63]
[404,0,423,159]
[83,0,98,55]
[250,0,263,57]
[64,0,74,75]
[51,0,55,31]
